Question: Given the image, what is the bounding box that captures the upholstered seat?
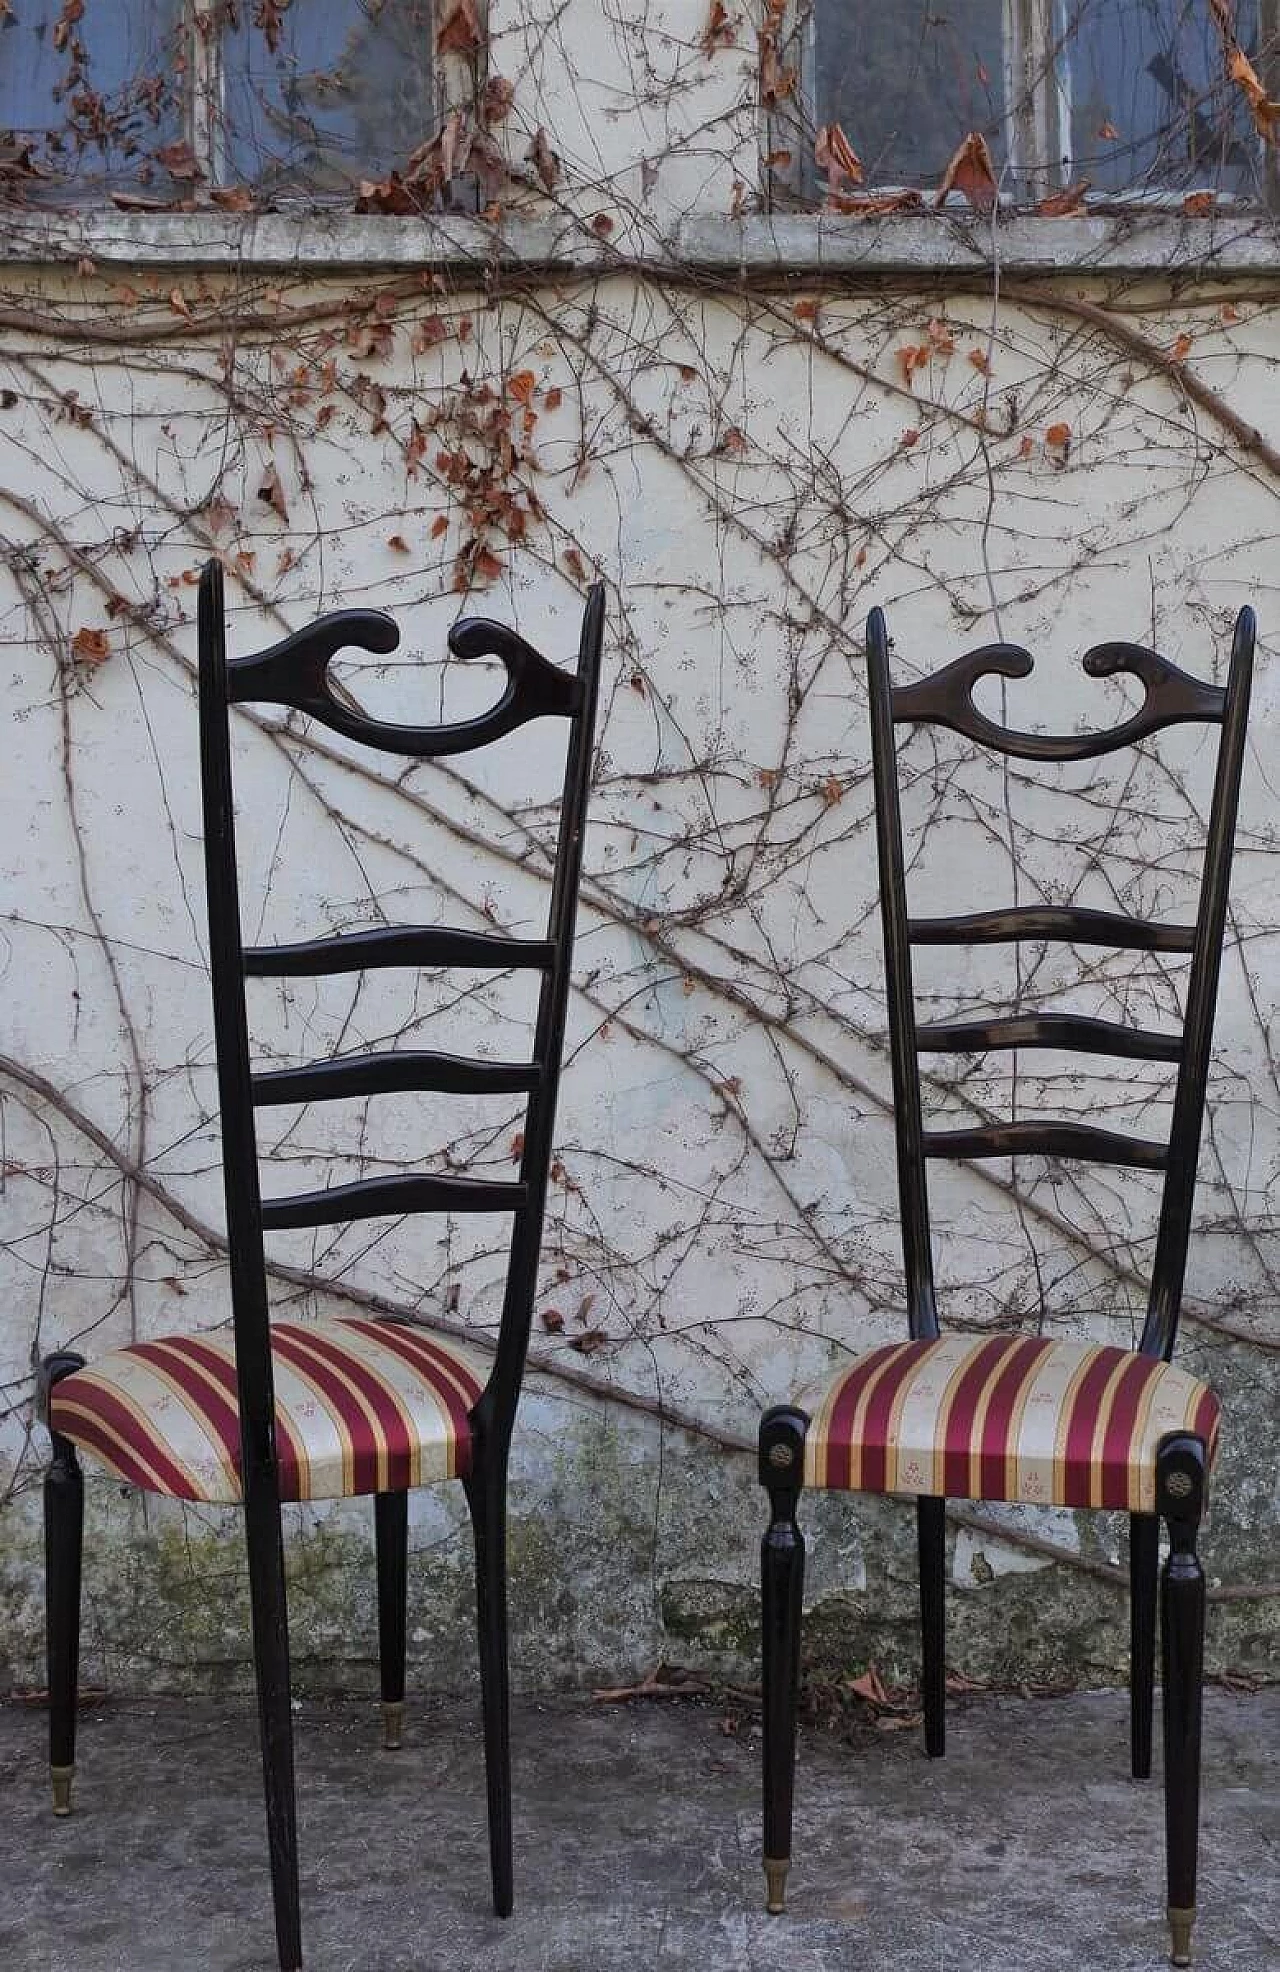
[49,1318,486,1504]
[801,1333,1220,1514]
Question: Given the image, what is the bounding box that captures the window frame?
[779,0,1280,217]
[0,0,458,206]
[185,0,450,199]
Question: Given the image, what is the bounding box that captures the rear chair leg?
[465,1453,513,1919]
[243,1487,303,1972]
[41,1352,86,1818]
[375,1491,409,1750]
[1130,1510,1159,1780]
[917,1494,946,1759]
[760,1406,808,1917]
[1157,1435,1207,1970]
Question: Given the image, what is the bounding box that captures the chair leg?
[760,1406,808,1917]
[1130,1510,1159,1780]
[1157,1435,1208,1970]
[243,1487,303,1972]
[374,1491,409,1750]
[917,1494,946,1759]
[465,1456,513,1919]
[44,1417,84,1817]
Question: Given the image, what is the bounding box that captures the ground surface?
[1,1688,1276,1971]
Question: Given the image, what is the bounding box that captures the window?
[799,1,1279,209]
[0,0,435,205]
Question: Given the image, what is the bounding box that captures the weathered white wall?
[1,6,1277,1694]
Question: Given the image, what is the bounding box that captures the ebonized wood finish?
[759,603,1255,1970]
[41,562,604,1970]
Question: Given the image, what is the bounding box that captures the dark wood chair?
[38,560,604,1971]
[760,605,1255,1967]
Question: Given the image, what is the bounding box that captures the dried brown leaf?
[253,0,291,58]
[526,126,561,193]
[437,0,482,57]
[814,122,863,198]
[481,75,515,126]
[154,140,203,181]
[702,2,736,54]
[935,130,998,212]
[1036,179,1090,216]
[1228,46,1280,142]
[826,188,923,216]
[70,626,109,666]
[257,464,289,521]
[355,172,422,216]
[110,191,182,213]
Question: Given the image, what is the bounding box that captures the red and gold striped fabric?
[49,1318,487,1504]
[802,1333,1220,1514]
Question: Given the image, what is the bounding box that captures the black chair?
[39,560,604,1971]
[759,606,1255,1966]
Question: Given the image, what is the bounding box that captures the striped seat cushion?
[801,1333,1220,1513]
[49,1318,487,1504]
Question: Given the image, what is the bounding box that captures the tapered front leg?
[375,1491,409,1750]
[243,1483,303,1972]
[1157,1435,1207,1969]
[916,1494,946,1758]
[41,1352,86,1817]
[760,1406,808,1916]
[1130,1510,1159,1780]
[465,1446,513,1918]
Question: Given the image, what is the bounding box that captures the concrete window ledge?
[0,206,615,274]
[0,205,1278,282]
[677,212,1280,281]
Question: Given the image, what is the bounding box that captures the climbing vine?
[1,3,1278,1677]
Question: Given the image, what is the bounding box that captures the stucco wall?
[1,5,1277,1698]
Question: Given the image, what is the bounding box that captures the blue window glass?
[812,1,1007,191]
[0,0,184,195]
[220,0,433,196]
[1067,0,1262,197]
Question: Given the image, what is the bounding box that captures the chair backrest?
[866,604,1255,1362]
[197,560,603,1498]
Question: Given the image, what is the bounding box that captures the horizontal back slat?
[259,1172,528,1229]
[242,926,555,977]
[908,905,1196,952]
[923,1121,1167,1169]
[915,1013,1181,1062]
[251,1050,542,1108]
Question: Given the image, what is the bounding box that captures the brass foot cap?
[50,1764,74,1816]
[1168,1905,1195,1967]
[381,1700,405,1752]
[763,1857,789,1916]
